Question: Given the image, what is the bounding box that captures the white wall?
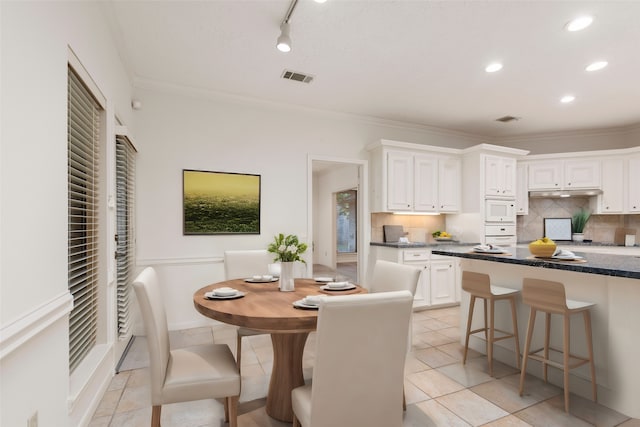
[1,2,132,426]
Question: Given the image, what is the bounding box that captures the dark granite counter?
[431,246,640,280]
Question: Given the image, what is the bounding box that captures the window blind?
[115,135,136,339]
[68,65,102,373]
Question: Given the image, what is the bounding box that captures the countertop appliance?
[383,225,407,243]
[543,218,572,241]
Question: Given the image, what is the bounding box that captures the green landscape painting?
[183,170,261,234]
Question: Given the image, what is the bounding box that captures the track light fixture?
[277,22,292,52]
[276,0,298,53]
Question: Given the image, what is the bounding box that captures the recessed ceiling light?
[314,0,327,3]
[565,16,593,32]
[586,61,608,72]
[561,95,575,104]
[485,63,503,73]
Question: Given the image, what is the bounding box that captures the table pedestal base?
[266,332,309,422]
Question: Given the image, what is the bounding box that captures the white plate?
[205,291,245,300]
[293,300,319,310]
[551,255,584,260]
[244,278,279,283]
[320,284,356,291]
[314,277,334,283]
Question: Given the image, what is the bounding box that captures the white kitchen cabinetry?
[598,158,624,213]
[429,256,457,306]
[516,163,528,215]
[369,141,461,213]
[485,155,516,198]
[628,155,640,213]
[369,246,460,309]
[387,151,414,211]
[528,159,601,190]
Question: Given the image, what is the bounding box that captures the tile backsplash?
[517,198,640,243]
[371,213,446,243]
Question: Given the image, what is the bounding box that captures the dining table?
[193,277,366,422]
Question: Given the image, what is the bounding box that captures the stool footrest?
[468,327,515,341]
[527,347,592,370]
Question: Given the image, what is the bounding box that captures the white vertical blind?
[67,66,101,373]
[115,135,136,339]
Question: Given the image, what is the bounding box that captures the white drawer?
[403,250,430,262]
[486,235,517,245]
[485,225,516,236]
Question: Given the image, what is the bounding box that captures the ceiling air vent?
[281,70,314,84]
[495,115,521,123]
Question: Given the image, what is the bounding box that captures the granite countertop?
[431,245,640,280]
[370,241,480,249]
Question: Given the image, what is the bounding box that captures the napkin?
[474,244,495,251]
[553,248,576,258]
[327,281,349,289]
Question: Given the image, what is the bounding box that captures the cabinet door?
[412,265,430,308]
[430,261,456,306]
[414,155,439,212]
[600,158,624,213]
[528,161,562,190]
[516,163,529,215]
[484,155,503,196]
[629,156,640,212]
[387,151,414,211]
[438,157,461,212]
[501,157,517,197]
[564,159,601,189]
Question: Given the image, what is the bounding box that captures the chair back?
[224,249,272,280]
[310,290,413,427]
[132,267,170,404]
[461,271,492,298]
[522,278,568,314]
[369,260,421,295]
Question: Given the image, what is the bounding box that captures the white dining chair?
[368,259,421,409]
[291,290,414,427]
[133,266,240,427]
[223,250,274,368]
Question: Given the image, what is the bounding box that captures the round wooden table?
[193,278,365,422]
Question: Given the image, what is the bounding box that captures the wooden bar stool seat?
[519,278,597,413]
[462,271,521,377]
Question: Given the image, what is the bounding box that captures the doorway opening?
[335,189,358,281]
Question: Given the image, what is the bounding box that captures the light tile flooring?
[90,306,640,427]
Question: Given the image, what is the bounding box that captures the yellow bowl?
[529,242,557,258]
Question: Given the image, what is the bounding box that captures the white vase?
[279,261,295,292]
[572,233,584,242]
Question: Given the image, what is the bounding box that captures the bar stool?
[462,271,521,377]
[519,278,597,413]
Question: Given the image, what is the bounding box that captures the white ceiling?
[108,0,640,138]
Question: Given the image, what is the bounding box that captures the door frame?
[307,155,369,282]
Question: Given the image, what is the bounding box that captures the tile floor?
[90,305,640,427]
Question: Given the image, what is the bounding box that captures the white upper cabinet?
[387,151,414,211]
[516,163,528,215]
[564,159,601,189]
[485,155,516,198]
[599,157,624,213]
[528,159,600,190]
[627,155,640,212]
[438,157,462,212]
[369,141,461,213]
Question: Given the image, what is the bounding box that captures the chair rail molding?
[0,291,74,359]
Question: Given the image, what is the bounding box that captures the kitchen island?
[432,245,640,418]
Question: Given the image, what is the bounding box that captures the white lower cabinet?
[369,246,459,309]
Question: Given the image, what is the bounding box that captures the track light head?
[276,22,291,53]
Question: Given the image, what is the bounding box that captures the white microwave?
[485,199,516,223]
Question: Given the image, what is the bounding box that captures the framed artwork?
[183,169,261,235]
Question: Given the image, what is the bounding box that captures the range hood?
[529,189,603,198]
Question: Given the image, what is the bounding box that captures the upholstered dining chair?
[223,250,274,368]
[369,259,421,409]
[133,267,241,427]
[291,290,414,427]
